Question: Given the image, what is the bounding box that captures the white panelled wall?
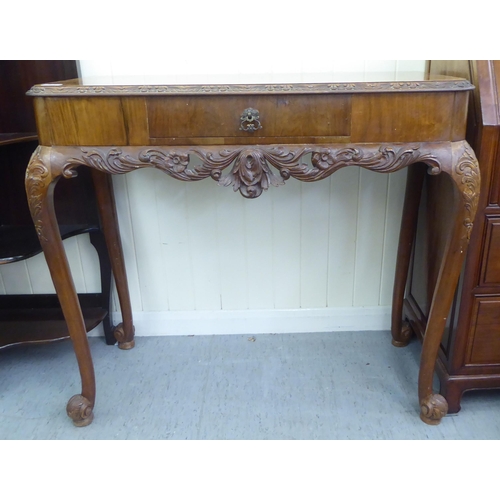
[0,60,426,336]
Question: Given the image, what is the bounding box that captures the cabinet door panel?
[466,297,500,365]
[480,216,500,285]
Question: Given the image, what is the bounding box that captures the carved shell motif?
[218,149,284,198]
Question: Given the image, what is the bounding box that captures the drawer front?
[466,296,500,365]
[146,95,351,144]
[480,216,500,286]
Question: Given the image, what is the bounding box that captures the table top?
[28,71,474,147]
[27,72,473,97]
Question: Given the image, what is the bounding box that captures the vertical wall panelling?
[353,170,390,306]
[77,234,101,293]
[332,60,367,82]
[379,169,408,306]
[0,235,94,295]
[364,60,397,80]
[0,260,33,294]
[156,175,195,313]
[77,60,113,84]
[126,169,171,312]
[327,167,361,307]
[300,180,331,308]
[26,236,69,294]
[185,179,221,311]
[0,272,6,294]
[111,175,142,311]
[25,249,55,294]
[271,178,302,309]
[63,237,86,293]
[215,186,249,310]
[395,60,427,75]
[244,189,274,311]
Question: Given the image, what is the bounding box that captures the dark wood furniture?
[403,60,500,412]
[24,73,479,426]
[0,61,116,348]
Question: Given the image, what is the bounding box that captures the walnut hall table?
[24,74,480,427]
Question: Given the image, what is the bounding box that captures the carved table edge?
[26,80,474,96]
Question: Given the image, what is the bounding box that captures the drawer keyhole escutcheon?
[240,108,262,132]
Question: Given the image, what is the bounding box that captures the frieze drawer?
[146,95,352,145]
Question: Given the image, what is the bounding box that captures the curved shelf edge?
[0,224,100,265]
[0,306,108,350]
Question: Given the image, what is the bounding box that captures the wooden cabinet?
[404,60,500,412]
[0,61,115,348]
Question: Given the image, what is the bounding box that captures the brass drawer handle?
[240,108,262,132]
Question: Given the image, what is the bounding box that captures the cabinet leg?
[90,170,135,349]
[418,142,480,425]
[26,146,95,426]
[439,382,463,414]
[391,164,426,347]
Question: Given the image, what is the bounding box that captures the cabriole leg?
[25,146,95,426]
[418,142,479,425]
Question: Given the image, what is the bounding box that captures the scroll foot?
[113,322,136,350]
[391,320,413,347]
[420,393,448,425]
[66,394,94,427]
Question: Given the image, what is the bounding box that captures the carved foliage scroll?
[62,144,443,199]
[453,144,480,241]
[25,147,51,241]
[63,148,207,180]
[284,146,442,181]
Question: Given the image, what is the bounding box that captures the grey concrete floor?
[1,331,499,439]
